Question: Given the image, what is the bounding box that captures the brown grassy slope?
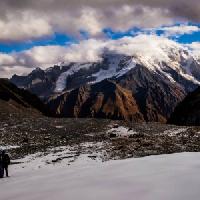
[48,79,144,122]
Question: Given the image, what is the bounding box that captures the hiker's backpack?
[3,154,10,165]
[0,155,4,178]
[0,164,4,178]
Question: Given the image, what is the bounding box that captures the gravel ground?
[1,113,200,162]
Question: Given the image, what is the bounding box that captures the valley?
[1,115,200,163]
[1,1,200,199]
[1,77,200,164]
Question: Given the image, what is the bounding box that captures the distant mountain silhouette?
[0,79,50,117]
[168,87,200,126]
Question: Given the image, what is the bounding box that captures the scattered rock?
[110,133,117,138]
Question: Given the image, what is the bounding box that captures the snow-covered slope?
[54,54,137,92]
[2,152,200,200]
[55,63,95,92]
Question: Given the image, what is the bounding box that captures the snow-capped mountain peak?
[10,35,200,122]
[11,34,200,99]
[53,37,200,93]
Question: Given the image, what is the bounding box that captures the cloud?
[0,66,33,78]
[157,25,200,37]
[187,42,200,50]
[108,35,180,58]
[0,11,53,42]
[16,39,106,67]
[0,54,16,66]
[0,0,200,42]
[186,42,200,60]
[0,34,186,78]
[0,39,107,77]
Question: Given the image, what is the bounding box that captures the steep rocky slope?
[47,80,144,121]
[0,79,50,117]
[168,87,200,125]
[116,65,187,122]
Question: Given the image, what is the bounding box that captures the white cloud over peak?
[0,34,189,78]
[186,42,200,61]
[108,35,180,57]
[187,42,200,51]
[18,39,106,68]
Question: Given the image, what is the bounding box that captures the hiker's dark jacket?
[0,153,10,167]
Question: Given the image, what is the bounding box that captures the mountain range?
[10,37,200,122]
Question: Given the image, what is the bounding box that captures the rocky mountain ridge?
[168,87,200,126]
[47,79,144,121]
[0,78,50,118]
[10,37,200,122]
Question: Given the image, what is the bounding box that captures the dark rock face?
[47,80,144,122]
[10,66,71,100]
[168,87,200,126]
[115,65,188,122]
[0,79,50,117]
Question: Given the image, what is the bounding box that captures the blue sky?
[0,33,78,53]
[175,31,200,43]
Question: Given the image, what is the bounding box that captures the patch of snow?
[116,58,137,78]
[11,146,76,172]
[162,128,188,137]
[31,78,42,85]
[91,68,116,83]
[107,125,137,138]
[0,145,20,150]
[2,153,200,200]
[55,126,64,129]
[11,143,104,172]
[91,54,122,83]
[161,71,176,83]
[81,142,103,148]
[55,63,93,92]
[182,56,193,76]
[92,55,136,83]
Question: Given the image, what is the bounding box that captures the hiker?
[0,150,10,177]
